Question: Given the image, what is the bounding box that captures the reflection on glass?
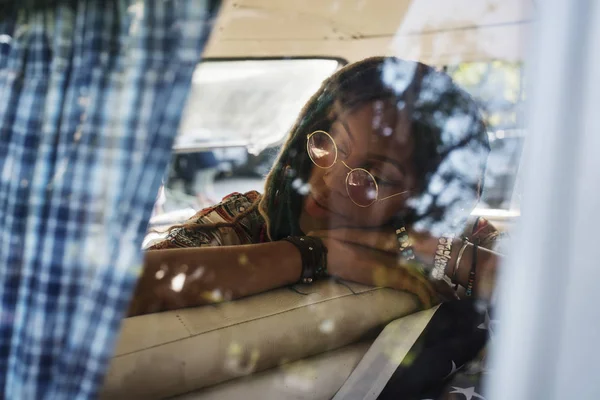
[130,57,508,400]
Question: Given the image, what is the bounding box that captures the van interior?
[102,1,531,398]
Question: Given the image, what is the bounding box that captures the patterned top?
[150,191,267,249]
[150,190,502,260]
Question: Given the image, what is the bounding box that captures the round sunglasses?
[306,130,409,207]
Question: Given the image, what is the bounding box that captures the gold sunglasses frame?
[306,130,409,207]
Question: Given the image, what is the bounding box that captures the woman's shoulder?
[149,191,265,250]
[189,190,262,222]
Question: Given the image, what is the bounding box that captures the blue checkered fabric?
[0,1,219,398]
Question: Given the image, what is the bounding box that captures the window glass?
[128,2,532,398]
[147,59,339,239]
[150,60,525,239]
[177,59,340,151]
[446,62,525,211]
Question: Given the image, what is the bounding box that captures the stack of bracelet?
[282,236,328,284]
[450,239,478,297]
[431,234,455,280]
[452,239,470,290]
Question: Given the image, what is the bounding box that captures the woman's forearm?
[127,241,301,317]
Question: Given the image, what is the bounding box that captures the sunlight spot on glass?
[170,273,186,292]
[283,362,317,391]
[0,34,12,44]
[292,178,311,195]
[285,166,296,178]
[48,159,69,187]
[228,342,242,355]
[298,183,310,195]
[1,156,13,181]
[238,254,248,265]
[372,115,382,129]
[155,270,165,280]
[319,319,335,334]
[225,342,260,375]
[366,188,377,200]
[383,126,393,136]
[381,58,416,95]
[127,2,144,35]
[78,96,89,108]
[127,2,144,17]
[189,267,204,281]
[309,148,331,159]
[202,289,223,302]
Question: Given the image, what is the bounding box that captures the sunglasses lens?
[307,131,336,168]
[346,169,378,207]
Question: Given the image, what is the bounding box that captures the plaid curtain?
[0,1,219,398]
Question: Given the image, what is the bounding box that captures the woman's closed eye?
[368,164,404,187]
[337,141,351,159]
[372,174,403,187]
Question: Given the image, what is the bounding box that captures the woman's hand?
[308,227,398,253]
[307,229,438,307]
[314,234,398,278]
[308,227,440,267]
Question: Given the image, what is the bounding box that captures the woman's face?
[302,100,420,230]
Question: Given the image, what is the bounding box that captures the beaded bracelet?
[465,243,478,297]
[282,236,328,284]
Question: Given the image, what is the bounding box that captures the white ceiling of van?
[204,0,535,64]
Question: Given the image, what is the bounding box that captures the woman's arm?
[127,241,301,317]
[321,237,439,308]
[308,227,502,302]
[128,233,443,316]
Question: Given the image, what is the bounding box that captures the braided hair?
[258,56,490,240]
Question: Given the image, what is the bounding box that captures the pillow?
[101,280,421,399]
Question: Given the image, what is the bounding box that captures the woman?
[128,57,503,317]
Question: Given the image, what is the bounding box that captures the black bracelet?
[282,236,328,284]
[465,243,478,297]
